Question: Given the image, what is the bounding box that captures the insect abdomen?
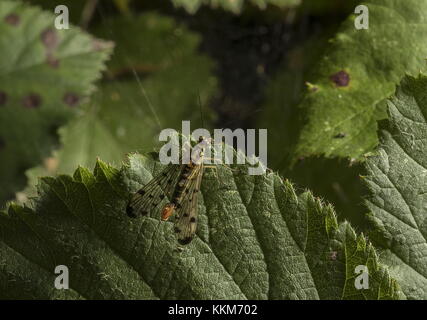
[171,164,193,204]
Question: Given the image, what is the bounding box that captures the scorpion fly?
[126,136,211,245]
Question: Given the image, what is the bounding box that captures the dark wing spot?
[159,194,165,200]
[183,213,189,217]
[5,14,19,26]
[190,217,196,223]
[162,172,167,177]
[178,237,193,245]
[176,203,182,209]
[174,227,181,234]
[167,179,173,183]
[63,92,80,107]
[330,70,350,87]
[148,194,154,198]
[126,205,136,218]
[137,190,145,196]
[22,93,42,108]
[0,91,7,106]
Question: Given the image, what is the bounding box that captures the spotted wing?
[173,163,204,245]
[127,164,184,218]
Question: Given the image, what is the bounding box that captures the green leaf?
[1,150,401,299]
[171,0,300,14]
[0,0,113,206]
[293,0,427,162]
[364,74,427,300]
[258,32,369,229]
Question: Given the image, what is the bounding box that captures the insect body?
[127,137,208,245]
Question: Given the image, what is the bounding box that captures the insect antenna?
[132,68,162,131]
[198,90,205,130]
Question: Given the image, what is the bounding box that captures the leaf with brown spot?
[0,0,112,206]
[41,28,58,51]
[330,70,350,87]
[4,13,19,25]
[291,0,427,161]
[63,93,80,107]
[22,93,42,108]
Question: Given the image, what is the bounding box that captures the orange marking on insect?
[161,203,176,221]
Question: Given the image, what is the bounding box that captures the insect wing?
[173,164,204,245]
[127,163,183,217]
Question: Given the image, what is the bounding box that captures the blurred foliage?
[24,12,217,198]
[94,13,214,79]
[113,0,131,15]
[299,0,360,15]
[26,0,87,24]
[171,0,300,14]
[0,0,112,207]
